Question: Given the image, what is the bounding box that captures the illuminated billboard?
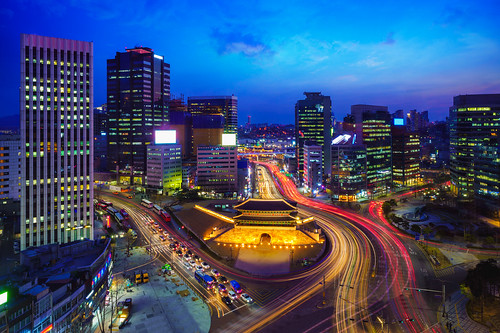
[0,291,7,306]
[155,130,176,144]
[393,118,404,126]
[222,133,236,146]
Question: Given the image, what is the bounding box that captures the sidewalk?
[93,239,211,333]
[439,291,489,333]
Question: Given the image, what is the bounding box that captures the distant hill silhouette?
[0,114,19,131]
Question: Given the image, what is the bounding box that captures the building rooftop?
[234,199,297,212]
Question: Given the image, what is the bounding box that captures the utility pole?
[322,275,326,305]
[442,284,446,318]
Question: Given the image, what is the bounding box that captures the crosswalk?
[250,288,288,306]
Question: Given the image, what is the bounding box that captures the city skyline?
[1,1,500,124]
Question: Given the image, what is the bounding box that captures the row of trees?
[464,259,500,321]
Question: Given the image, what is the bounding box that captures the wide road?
[255,161,444,333]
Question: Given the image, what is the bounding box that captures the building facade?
[146,144,182,193]
[391,122,420,188]
[0,135,21,201]
[20,34,94,250]
[295,92,332,183]
[450,94,500,211]
[188,96,238,136]
[351,105,392,196]
[196,146,237,195]
[331,134,367,202]
[303,143,323,193]
[107,47,170,185]
[93,104,108,172]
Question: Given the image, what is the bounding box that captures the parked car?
[189,260,196,267]
[195,265,204,271]
[218,276,228,284]
[193,255,200,262]
[201,262,210,270]
[211,269,220,277]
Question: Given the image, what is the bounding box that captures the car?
[176,250,183,256]
[159,235,166,241]
[221,296,232,305]
[230,280,242,293]
[163,231,169,236]
[180,244,187,252]
[201,262,210,270]
[183,260,191,269]
[218,276,228,284]
[151,229,158,234]
[127,195,133,199]
[113,191,119,194]
[169,243,177,250]
[153,222,159,228]
[167,235,174,241]
[241,293,253,303]
[228,290,237,300]
[183,253,191,261]
[124,298,133,307]
[211,269,220,277]
[193,255,200,262]
[189,260,196,267]
[218,284,226,292]
[220,289,229,297]
[186,250,193,256]
[195,265,204,271]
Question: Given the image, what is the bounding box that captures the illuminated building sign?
[222,133,236,146]
[91,252,112,289]
[393,118,404,126]
[0,291,7,306]
[155,130,176,144]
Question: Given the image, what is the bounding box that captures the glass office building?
[450,94,500,210]
[107,47,170,185]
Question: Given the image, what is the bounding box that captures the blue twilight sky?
[1,0,500,124]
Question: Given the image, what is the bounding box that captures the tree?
[411,224,421,234]
[382,201,392,215]
[465,259,500,321]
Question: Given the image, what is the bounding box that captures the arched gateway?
[260,233,272,245]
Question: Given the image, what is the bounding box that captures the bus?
[160,210,171,222]
[194,270,215,290]
[152,204,162,215]
[98,200,113,209]
[141,199,153,209]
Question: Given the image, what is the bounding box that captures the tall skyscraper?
[350,105,391,195]
[295,92,332,183]
[391,121,420,188]
[20,34,93,250]
[188,96,238,136]
[107,47,170,185]
[450,94,500,210]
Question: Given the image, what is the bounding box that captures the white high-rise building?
[20,34,94,250]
